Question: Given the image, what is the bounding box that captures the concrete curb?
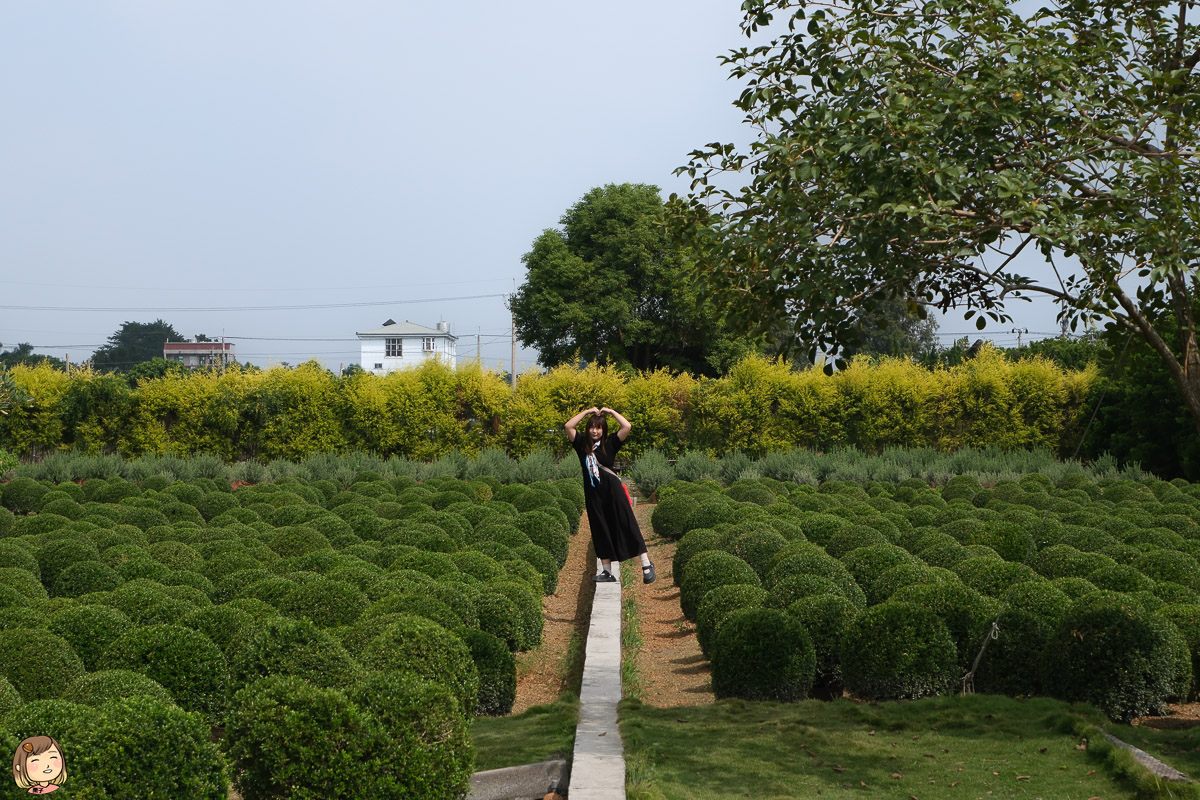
[568,558,626,799]
[1104,734,1191,782]
[467,759,570,800]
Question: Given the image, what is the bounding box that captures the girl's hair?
[586,413,609,457]
[12,736,68,788]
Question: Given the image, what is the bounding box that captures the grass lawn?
[469,694,580,772]
[621,694,1199,800]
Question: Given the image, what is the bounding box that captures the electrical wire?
[0,292,508,313]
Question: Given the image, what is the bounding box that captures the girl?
[564,406,655,583]
[12,736,67,794]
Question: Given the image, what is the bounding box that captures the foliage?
[359,615,480,717]
[457,628,517,716]
[840,602,959,701]
[91,319,187,372]
[99,624,229,718]
[230,616,361,692]
[62,669,177,708]
[509,183,759,375]
[710,607,815,701]
[0,629,85,701]
[678,551,761,622]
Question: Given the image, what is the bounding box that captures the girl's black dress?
[572,432,647,562]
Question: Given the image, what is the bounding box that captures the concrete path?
[568,559,626,799]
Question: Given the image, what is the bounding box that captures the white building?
[356,319,457,374]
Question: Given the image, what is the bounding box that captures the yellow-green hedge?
[0,348,1097,462]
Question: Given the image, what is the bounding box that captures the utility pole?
[1011,328,1029,348]
[510,301,517,388]
[65,353,70,376]
[476,331,481,362]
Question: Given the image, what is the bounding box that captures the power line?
[0,292,509,313]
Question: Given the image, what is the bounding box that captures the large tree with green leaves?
[91,320,186,372]
[673,0,1200,429]
[510,183,760,375]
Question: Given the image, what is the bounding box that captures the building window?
[374,363,383,370]
[423,337,435,352]
[386,338,402,357]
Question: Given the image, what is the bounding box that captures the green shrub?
[678,551,761,622]
[695,584,769,658]
[840,602,958,701]
[366,593,462,632]
[724,527,792,578]
[629,449,674,500]
[1157,604,1200,701]
[671,528,725,585]
[105,578,199,625]
[0,674,20,718]
[100,624,228,718]
[889,582,998,672]
[179,605,257,657]
[514,543,559,595]
[62,669,177,708]
[4,699,94,775]
[710,607,815,702]
[224,675,396,799]
[0,629,84,700]
[457,628,516,716]
[766,545,866,608]
[269,525,333,558]
[1043,592,1180,721]
[482,581,543,650]
[36,537,101,589]
[766,573,844,610]
[953,557,1043,599]
[277,577,368,628]
[650,492,699,541]
[839,543,919,605]
[1031,545,1115,579]
[873,563,956,601]
[971,609,1054,696]
[1133,550,1200,592]
[787,593,858,696]
[48,604,134,671]
[51,559,122,597]
[230,616,361,692]
[1087,564,1156,593]
[347,670,475,800]
[360,615,479,717]
[2,477,49,513]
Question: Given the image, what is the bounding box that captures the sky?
[0,2,1064,374]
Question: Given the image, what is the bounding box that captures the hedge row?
[657,473,1200,722]
[0,471,584,798]
[1,347,1095,463]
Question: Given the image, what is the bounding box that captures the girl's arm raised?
[564,407,599,442]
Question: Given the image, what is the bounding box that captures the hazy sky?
[0,2,1063,373]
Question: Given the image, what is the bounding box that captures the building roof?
[356,320,457,340]
[163,342,235,352]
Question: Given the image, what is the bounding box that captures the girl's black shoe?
[594,570,617,583]
[642,562,656,584]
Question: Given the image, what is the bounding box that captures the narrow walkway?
[568,558,626,799]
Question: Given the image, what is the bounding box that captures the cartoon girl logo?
[11,736,67,794]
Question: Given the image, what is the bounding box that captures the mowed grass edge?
[621,693,1200,800]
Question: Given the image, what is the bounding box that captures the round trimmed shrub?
[679,551,760,622]
[840,544,918,605]
[1157,604,1200,701]
[695,584,769,658]
[224,675,394,799]
[230,616,361,691]
[269,525,333,558]
[0,540,39,577]
[1043,593,1180,721]
[4,699,93,769]
[62,669,177,708]
[49,604,134,671]
[1134,550,1200,592]
[728,528,789,580]
[100,624,228,718]
[360,615,479,717]
[482,582,542,650]
[146,539,203,571]
[874,563,956,601]
[277,578,368,628]
[1050,576,1099,599]
[840,602,958,701]
[366,593,461,631]
[1087,564,1156,593]
[767,545,866,608]
[710,607,815,701]
[0,628,84,700]
[787,593,857,697]
[347,670,474,800]
[52,559,122,597]
[180,605,257,657]
[513,544,559,595]
[766,573,843,610]
[890,581,998,671]
[1005,581,1071,623]
[105,578,198,625]
[953,557,1043,599]
[671,528,725,585]
[0,674,21,718]
[971,608,1054,696]
[36,537,101,590]
[2,477,49,513]
[457,628,516,716]
[1032,545,1115,579]
[650,492,702,540]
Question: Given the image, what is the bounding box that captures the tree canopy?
[0,343,64,371]
[672,0,1200,428]
[510,183,761,375]
[91,320,186,372]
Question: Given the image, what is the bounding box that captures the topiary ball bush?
[224,675,396,800]
[456,627,516,716]
[0,629,85,701]
[276,577,368,629]
[360,615,480,718]
[710,607,815,702]
[787,593,858,698]
[1043,592,1180,722]
[695,584,769,658]
[678,551,761,622]
[230,616,361,693]
[671,528,725,586]
[62,669,177,708]
[347,670,475,800]
[970,608,1054,697]
[48,603,135,672]
[840,602,958,701]
[100,624,228,719]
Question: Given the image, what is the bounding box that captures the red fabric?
[622,484,633,506]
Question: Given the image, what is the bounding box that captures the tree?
[0,342,64,371]
[91,320,186,372]
[510,183,760,376]
[846,298,940,360]
[673,0,1200,430]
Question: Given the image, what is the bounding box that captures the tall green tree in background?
[0,343,65,370]
[510,183,761,376]
[672,0,1200,429]
[91,320,186,372]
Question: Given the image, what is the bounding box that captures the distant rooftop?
[356,319,456,339]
